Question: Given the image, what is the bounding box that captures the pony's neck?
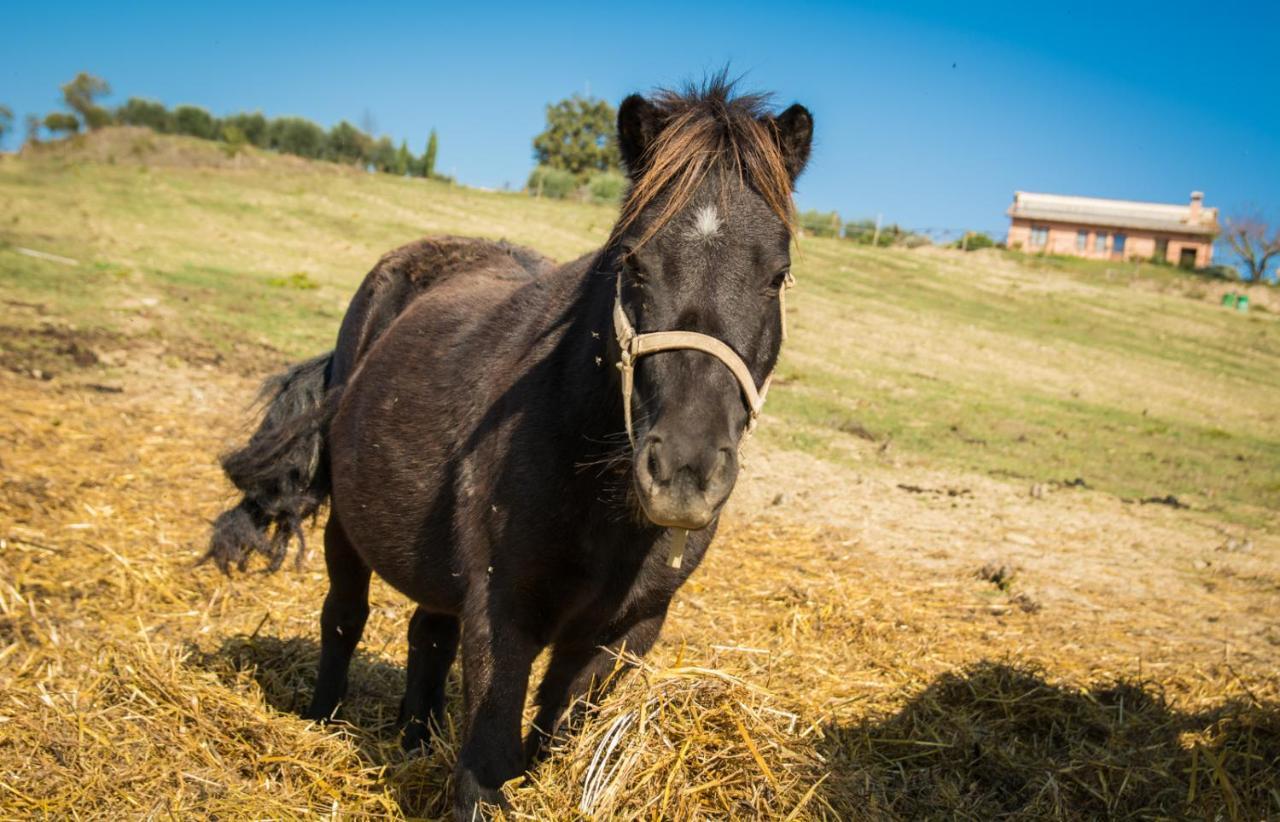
[556,245,631,464]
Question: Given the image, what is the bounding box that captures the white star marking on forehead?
[688,204,722,241]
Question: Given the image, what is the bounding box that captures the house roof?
[1008,191,1219,236]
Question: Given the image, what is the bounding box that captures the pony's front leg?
[452,605,539,820]
[524,608,668,766]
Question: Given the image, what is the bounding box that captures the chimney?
[1189,191,1204,223]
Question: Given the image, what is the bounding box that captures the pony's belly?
[330,477,466,612]
[328,397,467,612]
[367,543,465,614]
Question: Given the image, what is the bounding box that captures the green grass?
[2,128,1278,526]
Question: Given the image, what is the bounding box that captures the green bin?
[1222,292,1237,307]
[1237,295,1250,313]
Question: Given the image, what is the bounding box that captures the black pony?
[206,79,812,818]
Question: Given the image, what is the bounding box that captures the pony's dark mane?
[612,77,797,251]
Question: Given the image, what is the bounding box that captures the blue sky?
[5,1,1278,241]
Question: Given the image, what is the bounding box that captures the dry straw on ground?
[1,326,1277,819]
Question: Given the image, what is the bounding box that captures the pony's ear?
[766,103,813,182]
[617,94,660,178]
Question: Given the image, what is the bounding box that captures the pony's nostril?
[643,438,670,485]
[648,449,665,484]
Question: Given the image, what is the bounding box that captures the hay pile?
[515,658,828,819]
[0,346,1277,819]
[0,641,391,816]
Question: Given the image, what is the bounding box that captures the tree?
[0,105,12,149]
[367,136,397,172]
[326,120,370,164]
[43,112,80,137]
[1223,212,1279,283]
[116,97,173,132]
[24,114,41,145]
[173,105,218,140]
[394,140,412,176]
[532,94,619,179]
[61,72,112,130]
[423,128,438,178]
[223,112,268,147]
[268,117,326,159]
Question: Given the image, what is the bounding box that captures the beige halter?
[612,270,794,568]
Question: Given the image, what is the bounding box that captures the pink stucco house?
[1006,191,1218,268]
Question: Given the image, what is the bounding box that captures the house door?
[1179,247,1197,269]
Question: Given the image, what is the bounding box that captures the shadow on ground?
[193,637,1278,819]
[818,661,1280,820]
[193,632,463,819]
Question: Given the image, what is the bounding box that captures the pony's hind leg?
[302,515,371,721]
[399,608,460,752]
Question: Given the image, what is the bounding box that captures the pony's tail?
[203,353,335,574]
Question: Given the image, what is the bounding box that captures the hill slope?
[4,128,1277,522]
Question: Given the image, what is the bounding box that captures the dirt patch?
[0,323,124,380]
[0,320,284,386]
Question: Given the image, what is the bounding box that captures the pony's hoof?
[452,766,508,821]
[400,720,434,756]
[300,704,338,724]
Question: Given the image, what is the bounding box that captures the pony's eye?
[769,268,791,292]
[623,253,647,282]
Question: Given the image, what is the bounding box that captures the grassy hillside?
[2,127,1278,526]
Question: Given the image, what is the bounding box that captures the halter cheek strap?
[612,271,795,568]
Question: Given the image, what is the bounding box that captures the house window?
[1155,237,1169,261]
[1076,230,1087,251]
[1113,233,1126,255]
[1030,225,1049,248]
[1095,232,1108,253]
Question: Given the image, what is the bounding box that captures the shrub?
[266,272,319,290]
[1200,264,1237,281]
[844,218,930,248]
[954,232,997,251]
[587,170,627,204]
[527,165,577,199]
[220,125,248,157]
[799,209,841,238]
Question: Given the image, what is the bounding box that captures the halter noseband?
[611,270,794,567]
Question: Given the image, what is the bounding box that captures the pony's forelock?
[611,76,796,252]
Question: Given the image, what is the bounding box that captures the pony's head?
[610,78,813,531]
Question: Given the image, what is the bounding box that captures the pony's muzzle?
[633,434,738,530]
